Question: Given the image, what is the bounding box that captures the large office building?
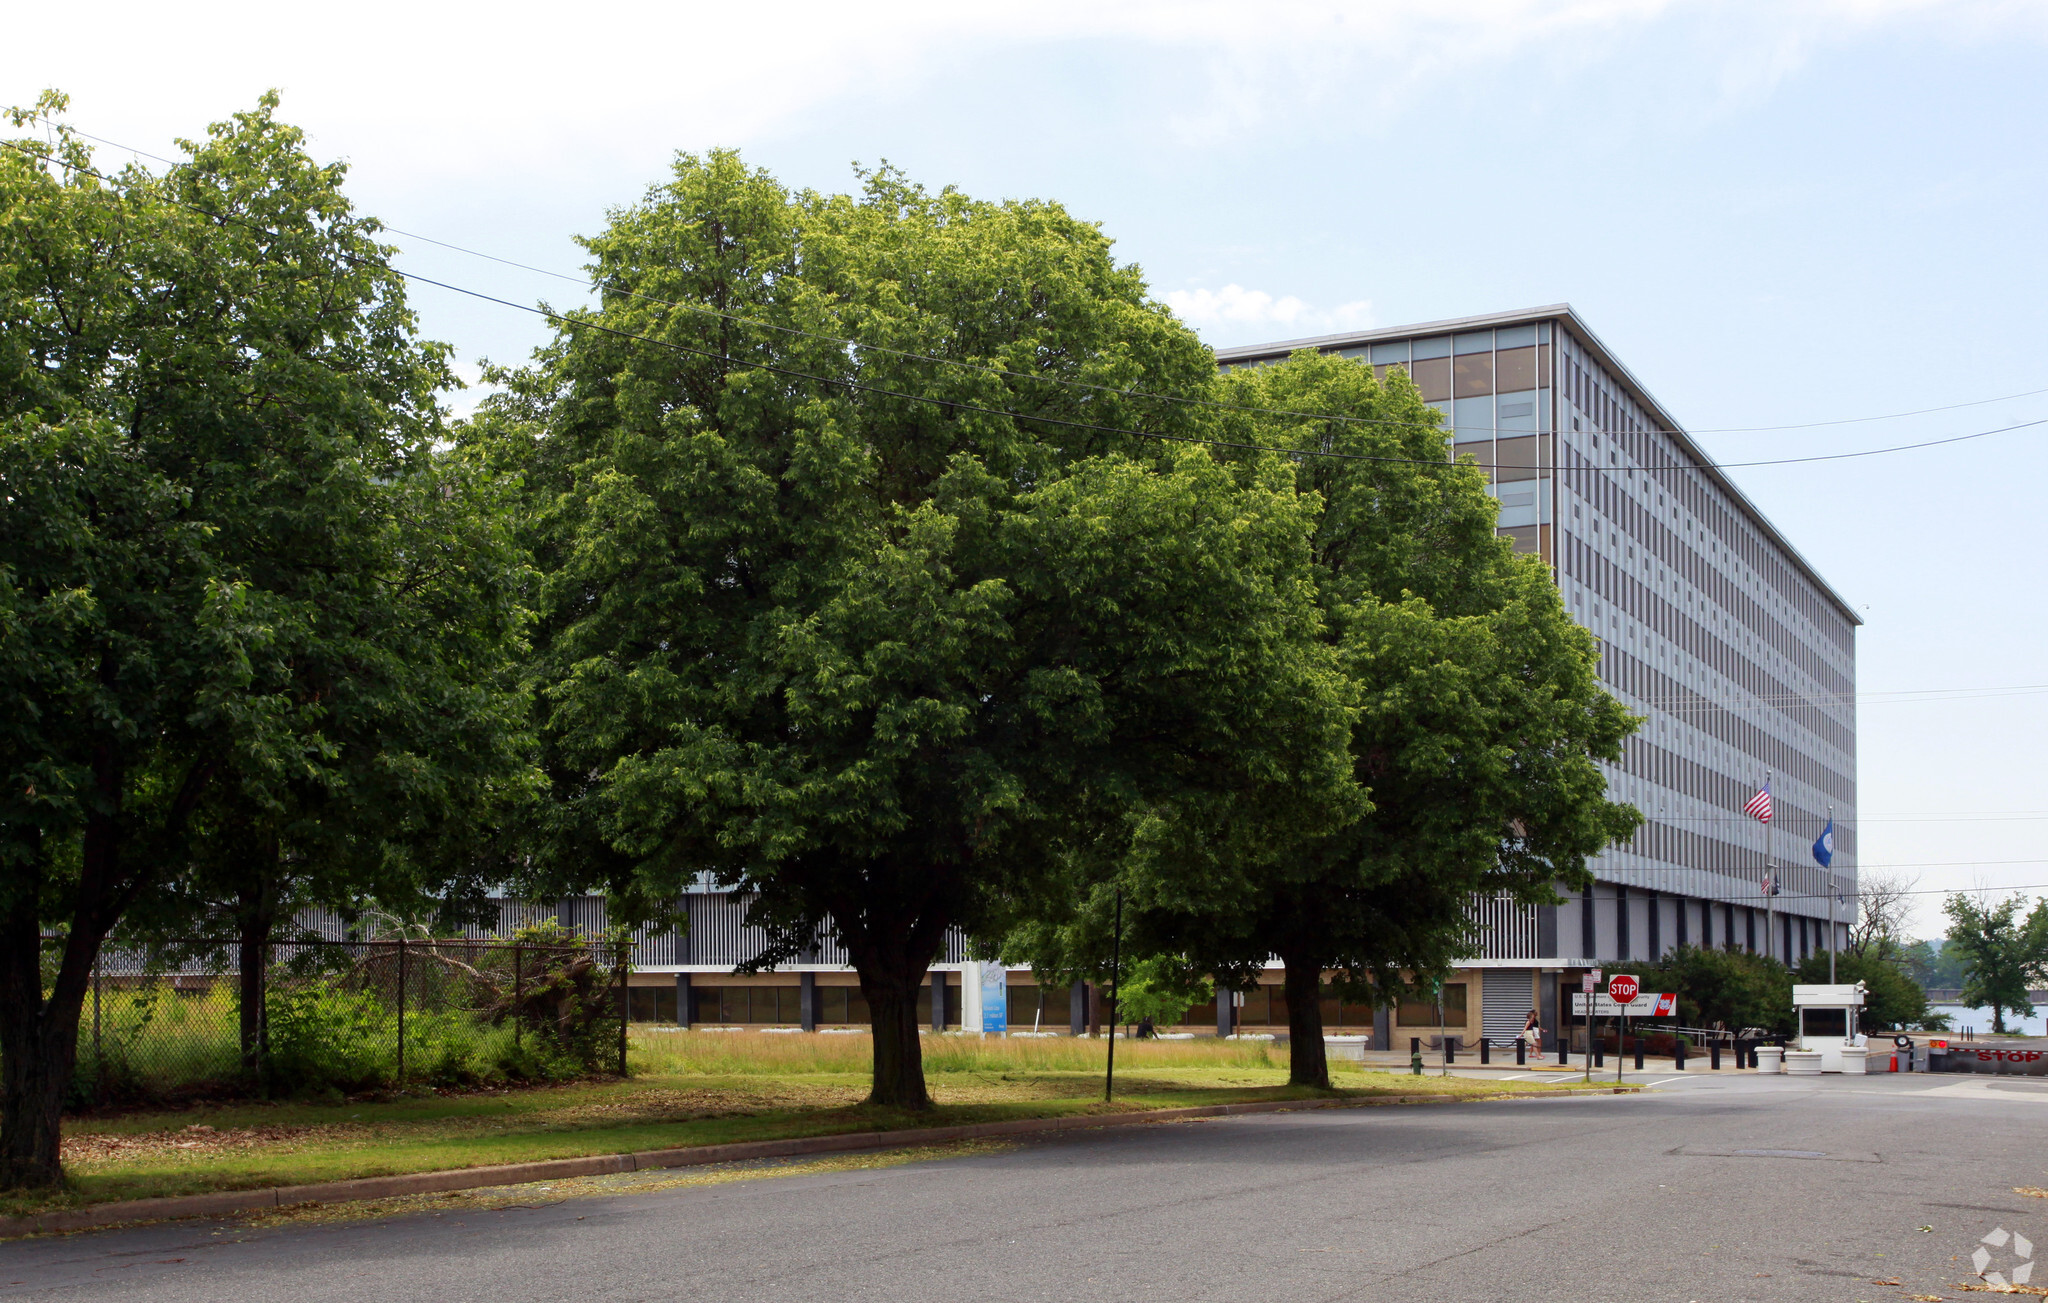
[1212,305,1859,1045]
[518,305,1859,1052]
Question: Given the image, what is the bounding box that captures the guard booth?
[1792,982,1867,1071]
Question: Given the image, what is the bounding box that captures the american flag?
[1744,782,1773,824]
[1760,871,1779,897]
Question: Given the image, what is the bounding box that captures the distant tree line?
[2,95,1638,1190]
[1629,874,2048,1039]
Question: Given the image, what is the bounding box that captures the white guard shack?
[1792,982,1867,1071]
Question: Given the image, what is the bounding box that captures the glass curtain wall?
[1350,322,1556,559]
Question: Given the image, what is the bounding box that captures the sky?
[8,0,2045,939]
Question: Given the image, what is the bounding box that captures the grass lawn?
[6,1032,1589,1219]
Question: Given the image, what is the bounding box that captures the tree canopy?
[1943,893,2047,1033]
[1016,352,1640,1087]
[483,152,1356,1107]
[0,93,530,1189]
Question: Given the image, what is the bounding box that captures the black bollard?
[1516,1037,1527,1066]
[1710,1040,1721,1070]
[1594,1040,1605,1068]
[1634,1037,1645,1070]
[1480,1037,1490,1064]
[1675,1039,1687,1070]
[1558,1039,1569,1067]
[1445,1037,1456,1066]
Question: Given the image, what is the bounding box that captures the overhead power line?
[26,125,2048,466]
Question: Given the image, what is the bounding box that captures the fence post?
[513,942,523,1048]
[617,941,629,1077]
[396,937,407,1087]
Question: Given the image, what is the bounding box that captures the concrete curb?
[2,1084,1636,1238]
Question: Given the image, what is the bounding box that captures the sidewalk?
[1348,1048,1755,1077]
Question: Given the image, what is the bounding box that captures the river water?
[1927,1003,2048,1037]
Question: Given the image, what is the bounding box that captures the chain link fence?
[45,935,629,1107]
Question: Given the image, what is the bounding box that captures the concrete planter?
[1784,1050,1824,1076]
[1324,1036,1370,1062]
[1754,1045,1784,1074]
[1838,1046,1870,1074]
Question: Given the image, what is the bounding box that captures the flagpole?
[1826,804,1836,984]
[1764,769,1775,964]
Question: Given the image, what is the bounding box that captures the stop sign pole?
[1581,970,1600,1083]
[1608,975,1639,1082]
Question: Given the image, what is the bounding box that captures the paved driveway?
[6,1072,2046,1302]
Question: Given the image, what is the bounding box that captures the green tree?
[1898,938,1965,991]
[1113,956,1213,1032]
[490,153,1354,1109]
[1943,894,2045,1034]
[127,444,535,1083]
[1638,945,1793,1036]
[1044,352,1638,1088]
[0,94,521,1188]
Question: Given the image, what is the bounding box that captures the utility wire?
[33,126,2048,458]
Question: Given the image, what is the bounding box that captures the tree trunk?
[1,740,205,1190]
[828,884,948,1111]
[1281,956,1330,1089]
[235,861,278,1090]
[0,906,91,1190]
[859,969,931,1110]
[1,816,112,1189]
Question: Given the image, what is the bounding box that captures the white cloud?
[1164,284,1373,336]
[10,0,2043,188]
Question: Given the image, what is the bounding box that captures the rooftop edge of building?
[1212,303,1863,629]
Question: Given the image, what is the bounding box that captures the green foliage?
[1899,938,1966,990]
[1637,945,1793,1036]
[486,151,1354,1109]
[1022,350,1639,1086]
[1943,894,2046,1033]
[0,91,533,1189]
[64,974,595,1107]
[1793,949,1932,1032]
[1112,956,1214,1029]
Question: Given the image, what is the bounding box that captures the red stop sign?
[1608,974,1640,1004]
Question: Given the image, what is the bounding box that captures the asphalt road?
[6,1072,2047,1302]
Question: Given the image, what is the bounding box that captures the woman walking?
[1522,1009,1544,1061]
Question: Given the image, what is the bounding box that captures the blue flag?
[1812,818,1834,868]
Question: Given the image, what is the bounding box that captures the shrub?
[1637,945,1793,1035]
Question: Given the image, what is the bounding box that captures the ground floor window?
[1005,984,1066,1026]
[628,986,678,1023]
[686,986,802,1024]
[1396,982,1468,1027]
[817,986,871,1025]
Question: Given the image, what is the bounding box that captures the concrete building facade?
[1214,306,1859,1046]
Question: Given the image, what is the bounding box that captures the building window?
[1495,345,1537,391]
[1453,352,1494,398]
[1411,356,1452,402]
[1396,983,1468,1027]
[628,986,679,1023]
